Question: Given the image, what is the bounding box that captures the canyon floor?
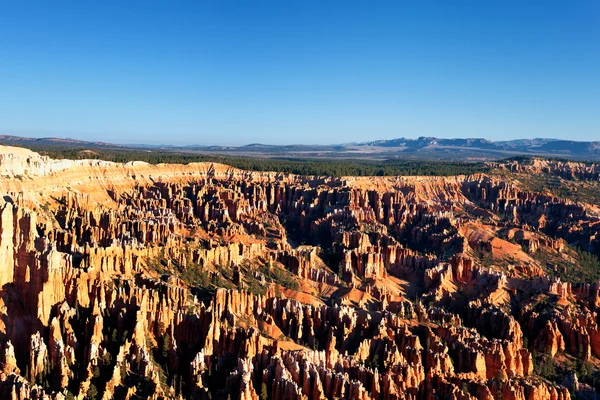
[1,146,600,400]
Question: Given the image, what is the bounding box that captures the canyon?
[0,146,599,399]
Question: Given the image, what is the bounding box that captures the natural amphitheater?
[1,145,600,400]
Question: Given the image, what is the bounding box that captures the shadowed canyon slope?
[1,146,600,399]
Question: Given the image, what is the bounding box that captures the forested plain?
[5,145,490,177]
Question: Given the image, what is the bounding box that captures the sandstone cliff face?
[489,159,600,182]
[2,146,599,399]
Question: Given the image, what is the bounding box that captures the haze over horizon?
[1,1,598,146]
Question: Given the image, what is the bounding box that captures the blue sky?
[0,1,598,145]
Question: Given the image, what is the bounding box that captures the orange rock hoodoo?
[0,147,598,399]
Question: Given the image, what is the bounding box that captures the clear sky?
[0,1,598,145]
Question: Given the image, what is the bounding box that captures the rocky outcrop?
[0,146,592,399]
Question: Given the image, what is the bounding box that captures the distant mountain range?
[0,134,120,148]
[360,137,600,152]
[1,134,600,160]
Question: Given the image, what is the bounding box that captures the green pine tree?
[260,383,269,400]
